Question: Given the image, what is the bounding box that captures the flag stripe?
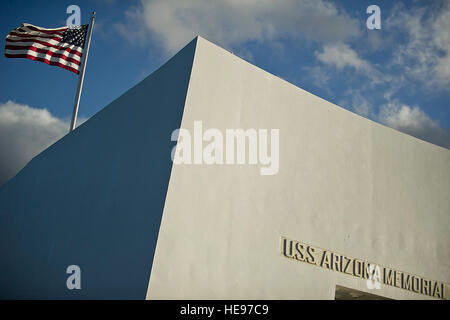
[5,53,79,73]
[6,37,83,55]
[20,26,65,35]
[5,42,82,60]
[9,30,63,40]
[21,23,67,34]
[5,49,80,73]
[6,35,83,53]
[5,48,81,68]
[5,45,81,65]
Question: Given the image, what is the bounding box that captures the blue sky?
[0,0,449,184]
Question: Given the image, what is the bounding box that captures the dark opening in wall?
[335,285,392,300]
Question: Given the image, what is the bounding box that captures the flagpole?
[69,11,96,132]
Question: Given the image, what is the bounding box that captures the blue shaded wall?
[0,38,197,299]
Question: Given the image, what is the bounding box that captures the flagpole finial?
[92,11,96,16]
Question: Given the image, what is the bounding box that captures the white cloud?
[304,66,331,88]
[431,4,450,87]
[314,43,389,85]
[116,0,361,54]
[366,31,384,52]
[338,87,375,119]
[337,88,449,149]
[386,2,450,91]
[0,101,85,186]
[351,93,372,118]
[378,100,450,149]
[315,43,370,71]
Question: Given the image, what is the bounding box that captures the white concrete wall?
[0,38,197,299]
[147,37,450,300]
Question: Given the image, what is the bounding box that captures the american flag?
[5,23,89,74]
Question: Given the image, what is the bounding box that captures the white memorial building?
[0,37,449,300]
